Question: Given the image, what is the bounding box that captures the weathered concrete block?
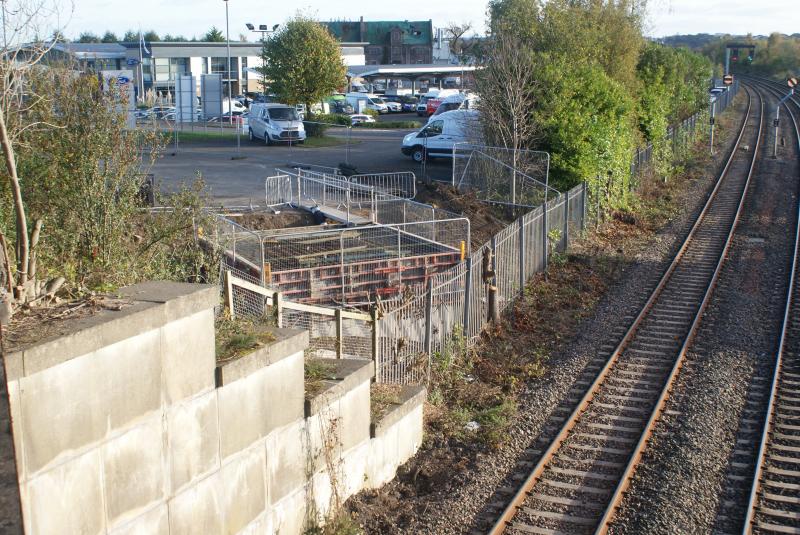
[107,504,169,535]
[270,486,308,535]
[161,308,215,404]
[339,440,371,498]
[26,448,106,535]
[167,391,220,493]
[265,419,307,505]
[219,446,267,535]
[336,381,371,453]
[218,351,304,459]
[102,418,166,529]
[167,472,223,535]
[20,328,161,474]
[238,511,273,535]
[215,328,308,386]
[6,379,24,483]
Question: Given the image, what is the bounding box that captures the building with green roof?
[323,18,433,65]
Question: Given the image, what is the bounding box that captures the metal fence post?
[424,279,433,355]
[335,308,343,358]
[518,217,526,290]
[563,193,570,251]
[463,256,472,332]
[370,306,379,381]
[581,182,587,231]
[542,201,549,271]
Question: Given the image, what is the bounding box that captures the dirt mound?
[414,182,526,250]
[227,208,317,231]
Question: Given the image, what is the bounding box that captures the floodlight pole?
[224,0,240,154]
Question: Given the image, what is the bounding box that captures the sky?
[47,0,800,41]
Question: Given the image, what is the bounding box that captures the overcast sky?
[55,0,799,40]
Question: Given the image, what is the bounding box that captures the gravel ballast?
[345,96,749,534]
[607,84,800,534]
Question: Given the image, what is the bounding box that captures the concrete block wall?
[3,281,425,535]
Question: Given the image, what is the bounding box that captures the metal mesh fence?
[374,183,588,384]
[453,144,555,207]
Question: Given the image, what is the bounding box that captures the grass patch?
[305,511,363,535]
[304,359,337,398]
[370,384,403,422]
[359,120,421,129]
[298,135,350,148]
[215,315,276,363]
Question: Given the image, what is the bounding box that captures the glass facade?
[153,57,189,82]
[210,57,238,80]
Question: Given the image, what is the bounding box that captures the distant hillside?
[656,33,799,50]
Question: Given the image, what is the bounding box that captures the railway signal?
[724,43,756,75]
[723,74,734,86]
[789,77,798,88]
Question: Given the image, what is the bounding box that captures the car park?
[351,114,376,126]
[402,109,480,162]
[248,103,306,145]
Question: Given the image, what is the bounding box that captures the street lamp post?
[224,0,240,154]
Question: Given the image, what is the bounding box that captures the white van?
[345,92,389,114]
[247,103,306,145]
[223,98,246,114]
[401,109,481,162]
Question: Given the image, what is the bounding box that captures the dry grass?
[215,314,276,363]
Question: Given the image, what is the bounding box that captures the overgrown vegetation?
[479,0,713,206]
[215,314,277,362]
[0,9,219,321]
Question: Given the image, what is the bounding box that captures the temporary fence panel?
[264,174,293,208]
[452,144,555,207]
[349,171,417,199]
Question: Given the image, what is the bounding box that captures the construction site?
[209,144,588,384]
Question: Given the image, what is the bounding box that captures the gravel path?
[345,96,748,534]
[607,84,800,534]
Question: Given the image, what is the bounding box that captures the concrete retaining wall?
[4,281,425,534]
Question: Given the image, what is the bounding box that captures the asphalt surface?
[152,125,451,206]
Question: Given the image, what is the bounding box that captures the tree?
[257,17,346,109]
[101,31,119,43]
[444,21,474,64]
[475,32,540,200]
[76,31,100,43]
[142,30,160,42]
[203,26,225,42]
[122,29,138,42]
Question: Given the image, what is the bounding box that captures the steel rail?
[488,84,759,535]
[596,83,765,533]
[740,76,800,535]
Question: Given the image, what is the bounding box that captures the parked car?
[345,92,389,114]
[351,114,376,126]
[396,95,418,112]
[146,105,175,119]
[381,96,403,113]
[248,103,306,145]
[401,109,480,162]
[332,101,355,114]
[428,93,480,121]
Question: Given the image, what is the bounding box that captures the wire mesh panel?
[453,144,554,207]
[376,293,429,384]
[349,171,416,199]
[265,174,293,208]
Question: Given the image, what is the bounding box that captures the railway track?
[487,85,764,535]
[739,77,800,535]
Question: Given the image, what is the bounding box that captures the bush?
[303,113,351,137]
